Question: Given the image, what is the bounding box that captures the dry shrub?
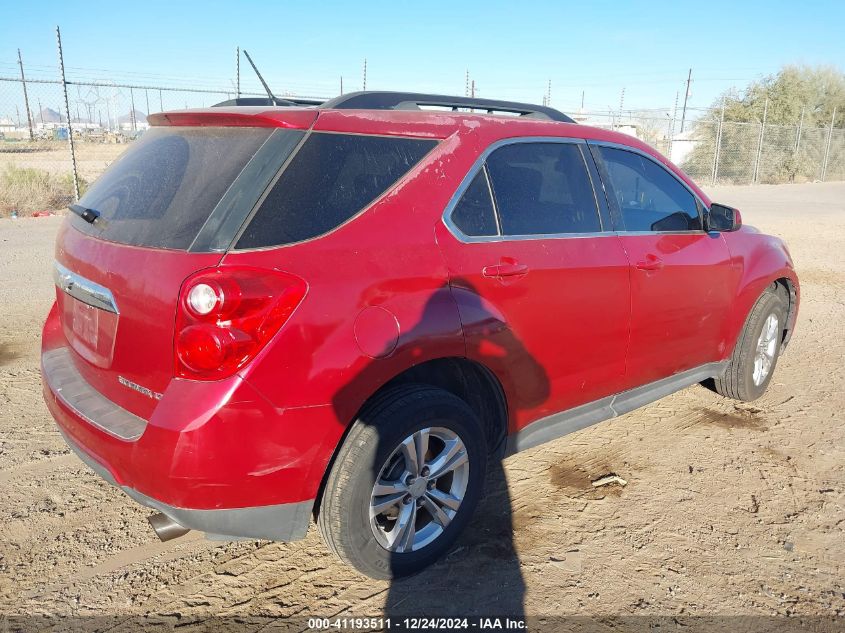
[0,164,88,216]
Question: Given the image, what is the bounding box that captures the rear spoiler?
[147,109,318,129]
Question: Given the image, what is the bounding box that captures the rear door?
[435,139,631,431]
[53,125,303,419]
[588,143,734,388]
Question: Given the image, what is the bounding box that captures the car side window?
[485,142,601,236]
[596,146,702,232]
[236,133,436,249]
[451,169,498,237]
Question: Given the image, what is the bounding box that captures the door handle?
[497,262,529,277]
[482,261,529,279]
[636,255,664,271]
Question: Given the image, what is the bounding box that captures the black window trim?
[442,136,611,244]
[230,129,441,252]
[586,140,710,235]
[189,127,307,253]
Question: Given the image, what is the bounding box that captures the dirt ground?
[0,183,843,628]
[0,142,127,182]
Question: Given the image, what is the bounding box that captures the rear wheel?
[318,385,487,579]
[714,286,786,401]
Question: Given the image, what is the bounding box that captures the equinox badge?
[118,376,163,401]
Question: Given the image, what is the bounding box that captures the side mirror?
[707,203,742,232]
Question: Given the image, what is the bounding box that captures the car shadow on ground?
[330,279,550,617]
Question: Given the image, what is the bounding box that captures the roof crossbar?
[320,91,574,123]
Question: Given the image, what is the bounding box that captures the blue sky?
[1,0,843,116]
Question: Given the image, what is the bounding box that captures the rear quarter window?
[235,132,437,249]
[450,169,498,237]
[71,127,274,250]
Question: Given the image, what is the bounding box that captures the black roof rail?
[320,91,574,123]
[212,96,324,107]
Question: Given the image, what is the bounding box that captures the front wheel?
[318,385,487,579]
[715,286,787,401]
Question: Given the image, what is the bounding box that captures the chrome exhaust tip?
[148,512,190,542]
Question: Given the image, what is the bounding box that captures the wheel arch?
[774,276,798,350]
[313,356,508,518]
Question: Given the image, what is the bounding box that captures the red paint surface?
[42,106,799,511]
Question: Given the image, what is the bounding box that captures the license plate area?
[72,299,99,348]
[60,294,119,368]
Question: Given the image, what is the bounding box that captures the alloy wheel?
[369,427,470,553]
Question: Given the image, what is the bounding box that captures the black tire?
[714,286,787,401]
[317,385,488,579]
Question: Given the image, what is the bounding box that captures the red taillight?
[175,267,307,380]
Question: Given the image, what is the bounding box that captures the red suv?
[42,92,799,579]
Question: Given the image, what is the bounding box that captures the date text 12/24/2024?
[308,617,528,630]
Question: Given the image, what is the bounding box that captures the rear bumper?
[59,428,312,541]
[41,303,346,541]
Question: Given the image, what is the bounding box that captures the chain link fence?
[579,111,844,187]
[0,74,261,214]
[1,69,844,216]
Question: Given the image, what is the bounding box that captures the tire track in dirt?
[3,187,845,619]
[20,532,210,601]
[0,453,77,484]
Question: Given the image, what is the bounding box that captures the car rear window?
[70,127,274,250]
[235,132,437,249]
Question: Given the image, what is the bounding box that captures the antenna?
[242,49,278,105]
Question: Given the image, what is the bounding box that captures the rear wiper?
[68,204,100,224]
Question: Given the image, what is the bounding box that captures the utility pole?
[340,76,344,95]
[38,98,44,124]
[17,49,34,140]
[668,91,679,158]
[236,46,240,98]
[619,86,625,111]
[680,68,692,133]
[471,80,475,98]
[362,58,367,91]
[547,79,552,107]
[580,90,585,111]
[465,70,470,97]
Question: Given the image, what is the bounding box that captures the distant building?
[669,129,696,166]
[118,110,150,131]
[571,112,641,140]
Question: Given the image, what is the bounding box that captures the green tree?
[685,65,845,184]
